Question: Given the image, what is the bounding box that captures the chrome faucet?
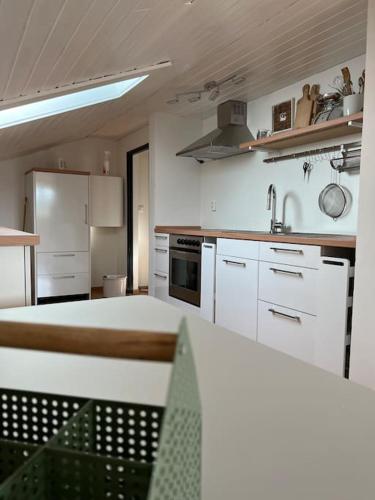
[266,184,285,234]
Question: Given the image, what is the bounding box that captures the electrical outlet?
[210,200,216,212]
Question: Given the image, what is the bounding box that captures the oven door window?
[171,256,199,291]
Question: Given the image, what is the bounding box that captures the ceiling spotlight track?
[167,73,246,105]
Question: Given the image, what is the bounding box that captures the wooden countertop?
[0,227,39,246]
[0,296,374,500]
[155,226,356,248]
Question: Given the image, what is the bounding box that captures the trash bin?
[103,274,127,298]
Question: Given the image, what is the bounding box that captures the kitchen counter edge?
[0,227,40,247]
[154,226,356,249]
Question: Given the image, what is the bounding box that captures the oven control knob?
[177,238,182,244]
[195,241,200,247]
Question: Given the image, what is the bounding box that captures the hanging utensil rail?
[263,141,361,164]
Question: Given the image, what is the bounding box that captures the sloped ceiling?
[0,0,368,160]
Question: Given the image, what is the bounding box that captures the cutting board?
[310,84,321,122]
[294,84,313,129]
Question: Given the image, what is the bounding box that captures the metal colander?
[318,183,351,219]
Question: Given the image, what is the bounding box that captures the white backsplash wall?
[200,54,365,234]
[149,112,202,227]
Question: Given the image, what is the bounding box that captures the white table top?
[0,295,374,500]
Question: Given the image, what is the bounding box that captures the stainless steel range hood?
[176,100,254,162]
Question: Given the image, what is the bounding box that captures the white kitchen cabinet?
[0,246,31,308]
[258,261,318,315]
[257,300,316,364]
[259,241,320,269]
[315,257,353,376]
[153,271,169,302]
[256,243,351,376]
[25,169,90,303]
[151,233,170,301]
[153,233,169,248]
[217,238,259,260]
[37,251,89,275]
[154,247,169,274]
[33,171,89,252]
[201,242,216,323]
[215,254,258,340]
[37,273,90,298]
[89,175,123,227]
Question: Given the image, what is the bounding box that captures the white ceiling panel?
[0,0,368,159]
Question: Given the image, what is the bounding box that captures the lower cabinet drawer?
[154,247,169,273]
[37,251,89,275]
[257,300,316,364]
[153,233,169,248]
[258,261,317,315]
[37,273,90,298]
[153,271,169,302]
[259,241,320,269]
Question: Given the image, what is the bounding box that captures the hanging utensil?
[358,70,365,95]
[341,67,353,96]
[318,183,352,219]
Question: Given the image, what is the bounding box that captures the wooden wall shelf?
[240,112,363,151]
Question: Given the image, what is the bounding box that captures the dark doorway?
[126,143,149,293]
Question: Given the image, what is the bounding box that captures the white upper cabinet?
[89,175,123,227]
[34,172,89,253]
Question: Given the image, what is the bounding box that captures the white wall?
[0,137,124,287]
[200,55,365,234]
[118,126,149,159]
[149,112,202,227]
[148,112,202,295]
[133,150,149,289]
[350,2,375,389]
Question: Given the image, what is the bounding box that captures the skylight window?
[0,75,148,130]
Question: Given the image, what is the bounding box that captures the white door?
[215,255,258,340]
[35,172,89,253]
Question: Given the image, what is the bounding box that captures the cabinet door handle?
[269,247,303,254]
[268,308,301,323]
[154,273,167,279]
[269,267,303,277]
[223,259,246,267]
[53,275,75,280]
[84,204,88,224]
[53,254,75,258]
[154,248,168,253]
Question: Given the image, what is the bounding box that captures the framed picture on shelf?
[272,99,295,133]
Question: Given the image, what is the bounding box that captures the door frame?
[126,143,149,293]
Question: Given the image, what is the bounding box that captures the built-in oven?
[169,234,203,307]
